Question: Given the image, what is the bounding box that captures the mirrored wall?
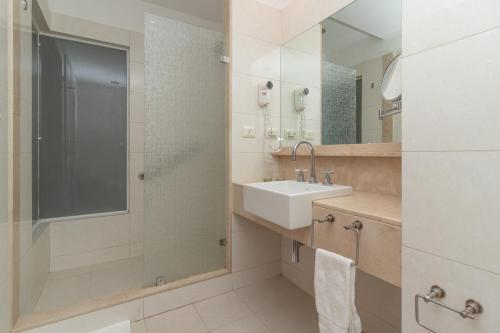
[281,0,402,147]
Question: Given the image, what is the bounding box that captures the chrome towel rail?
[344,221,363,265]
[415,285,483,333]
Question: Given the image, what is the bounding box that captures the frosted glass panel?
[144,15,227,285]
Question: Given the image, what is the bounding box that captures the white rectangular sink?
[243,180,352,230]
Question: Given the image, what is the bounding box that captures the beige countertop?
[313,191,401,227]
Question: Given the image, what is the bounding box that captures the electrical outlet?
[303,130,314,140]
[285,129,297,139]
[265,128,278,138]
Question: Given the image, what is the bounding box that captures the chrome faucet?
[292,141,316,183]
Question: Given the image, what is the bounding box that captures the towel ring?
[344,221,363,265]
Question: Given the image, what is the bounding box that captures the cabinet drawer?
[313,206,401,287]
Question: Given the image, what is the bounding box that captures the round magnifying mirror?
[380,54,402,102]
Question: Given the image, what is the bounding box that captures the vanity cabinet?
[313,206,401,287]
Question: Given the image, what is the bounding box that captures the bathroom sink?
[243,181,352,230]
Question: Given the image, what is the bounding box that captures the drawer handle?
[415,285,483,332]
[344,220,363,265]
[313,214,335,224]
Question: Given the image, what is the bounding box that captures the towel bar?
[414,285,483,332]
[344,221,363,265]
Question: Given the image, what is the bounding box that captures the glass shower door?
[144,14,228,286]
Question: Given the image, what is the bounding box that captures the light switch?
[241,126,256,138]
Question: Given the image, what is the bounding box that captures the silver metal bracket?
[379,100,402,119]
[344,221,363,265]
[218,56,230,64]
[415,285,483,332]
[291,239,303,263]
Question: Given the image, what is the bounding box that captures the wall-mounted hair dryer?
[294,88,309,112]
[258,81,274,107]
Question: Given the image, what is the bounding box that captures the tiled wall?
[43,23,146,271]
[401,1,500,331]
[230,0,283,287]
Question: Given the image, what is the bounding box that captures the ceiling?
[141,0,225,24]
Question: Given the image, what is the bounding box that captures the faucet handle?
[295,169,308,182]
[322,170,334,185]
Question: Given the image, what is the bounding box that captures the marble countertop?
[313,191,401,227]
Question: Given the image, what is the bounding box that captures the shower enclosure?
[144,14,228,286]
[8,0,229,327]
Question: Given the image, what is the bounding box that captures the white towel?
[314,248,362,333]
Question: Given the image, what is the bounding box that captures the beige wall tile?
[232,260,281,290]
[402,0,500,56]
[402,247,500,333]
[277,156,402,196]
[403,27,500,152]
[231,227,281,272]
[129,32,144,63]
[232,34,280,80]
[130,61,144,93]
[232,0,282,44]
[129,213,143,245]
[129,153,144,184]
[129,92,145,124]
[19,226,51,314]
[50,215,130,257]
[403,151,500,274]
[50,13,130,46]
[129,183,144,214]
[51,245,131,272]
[130,122,145,153]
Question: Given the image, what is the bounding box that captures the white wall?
[402,1,500,332]
[230,0,283,287]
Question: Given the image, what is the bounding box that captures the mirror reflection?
[280,0,402,146]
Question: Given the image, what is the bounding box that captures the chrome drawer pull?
[415,285,483,332]
[313,214,335,224]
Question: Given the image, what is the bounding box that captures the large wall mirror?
[280,0,402,147]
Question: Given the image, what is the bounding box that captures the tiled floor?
[132,277,319,333]
[34,256,143,313]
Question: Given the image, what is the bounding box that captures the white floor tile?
[235,277,319,333]
[34,256,144,314]
[131,320,147,333]
[210,315,270,333]
[145,305,208,333]
[194,292,252,330]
